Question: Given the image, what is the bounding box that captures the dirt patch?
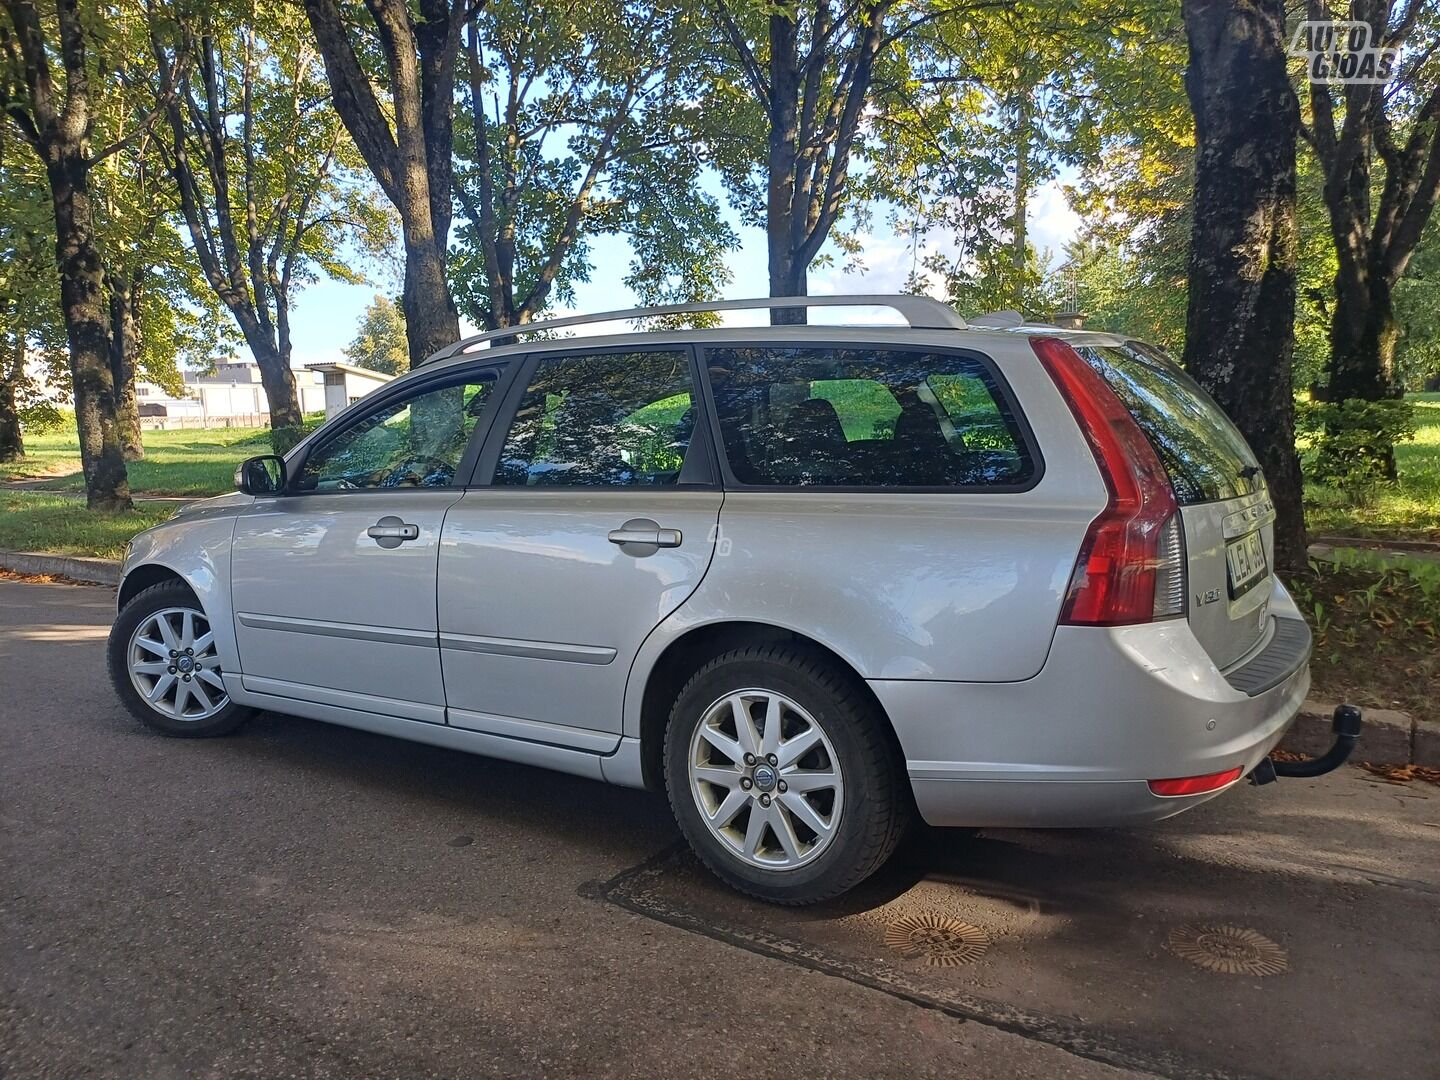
[1288,561,1440,724]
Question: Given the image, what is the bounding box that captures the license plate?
[1226,530,1267,598]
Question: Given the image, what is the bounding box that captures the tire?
[107,580,253,738]
[664,644,911,905]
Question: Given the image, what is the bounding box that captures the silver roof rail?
[969,310,1025,328]
[422,294,968,365]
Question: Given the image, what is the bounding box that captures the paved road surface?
[2,580,1435,1079]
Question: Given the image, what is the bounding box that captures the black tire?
[107,580,253,738]
[663,644,911,905]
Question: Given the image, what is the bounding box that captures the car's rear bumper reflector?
[1147,767,1243,797]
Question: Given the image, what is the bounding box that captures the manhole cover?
[884,914,990,967]
[1166,924,1289,976]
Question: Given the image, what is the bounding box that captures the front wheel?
[107,580,253,738]
[664,644,911,905]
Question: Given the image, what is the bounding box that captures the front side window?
[706,346,1034,488]
[294,371,499,491]
[493,350,696,487]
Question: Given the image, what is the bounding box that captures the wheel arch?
[634,619,902,792]
[118,563,196,609]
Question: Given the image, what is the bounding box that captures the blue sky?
[284,177,1081,368]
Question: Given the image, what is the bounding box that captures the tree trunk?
[1181,0,1305,569]
[108,274,145,461]
[47,148,133,512]
[400,220,461,367]
[0,337,24,463]
[1319,271,1401,402]
[1012,86,1033,280]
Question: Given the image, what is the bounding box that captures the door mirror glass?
[235,455,286,495]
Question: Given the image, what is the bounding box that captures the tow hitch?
[1250,704,1363,786]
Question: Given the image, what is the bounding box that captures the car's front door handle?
[367,516,420,548]
[608,519,682,550]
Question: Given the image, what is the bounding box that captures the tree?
[708,0,896,317]
[149,0,391,451]
[1,0,133,509]
[345,294,407,375]
[450,0,733,330]
[301,0,466,367]
[1304,0,1440,403]
[0,141,56,461]
[1182,0,1307,567]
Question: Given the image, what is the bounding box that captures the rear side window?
[706,346,1035,488]
[1074,343,1261,506]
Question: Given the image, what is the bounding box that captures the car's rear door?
[1070,341,1275,669]
[229,364,507,722]
[437,345,722,746]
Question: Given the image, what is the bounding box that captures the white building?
[134,359,393,429]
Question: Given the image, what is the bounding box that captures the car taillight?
[1033,337,1184,626]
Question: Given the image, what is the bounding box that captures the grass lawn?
[0,492,174,559]
[1304,393,1440,542]
[0,425,277,496]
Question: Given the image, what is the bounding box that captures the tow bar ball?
[1251,704,1363,785]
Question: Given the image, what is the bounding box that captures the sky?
[283,176,1082,369]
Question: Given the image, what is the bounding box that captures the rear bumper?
[872,606,1311,829]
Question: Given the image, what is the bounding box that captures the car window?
[294,371,499,491]
[1074,343,1262,505]
[492,350,696,487]
[706,346,1034,488]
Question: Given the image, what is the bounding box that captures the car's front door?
[230,366,505,723]
[437,345,723,746]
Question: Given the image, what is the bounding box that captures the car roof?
[405,296,1141,382]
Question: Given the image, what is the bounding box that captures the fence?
[138,413,270,431]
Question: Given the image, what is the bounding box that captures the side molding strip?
[237,612,436,648]
[439,632,616,665]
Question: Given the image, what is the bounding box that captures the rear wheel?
[107,580,253,737]
[664,644,910,905]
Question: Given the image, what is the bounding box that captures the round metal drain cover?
[885,914,990,967]
[1166,924,1288,976]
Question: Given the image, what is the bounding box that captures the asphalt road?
[2,580,1436,1080]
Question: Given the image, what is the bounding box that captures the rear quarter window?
[1074,343,1262,506]
[705,346,1036,489]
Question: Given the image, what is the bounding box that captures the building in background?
[134,358,392,429]
[304,362,396,417]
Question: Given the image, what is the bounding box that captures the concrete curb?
[1279,698,1435,768]
[0,550,121,586]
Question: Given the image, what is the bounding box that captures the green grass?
[0,492,174,559]
[1,426,274,496]
[1304,393,1440,542]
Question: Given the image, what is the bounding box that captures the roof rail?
[422,294,968,365]
[970,309,1025,328]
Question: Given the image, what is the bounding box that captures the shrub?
[1297,398,1417,501]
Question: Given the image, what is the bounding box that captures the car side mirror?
[235,454,286,496]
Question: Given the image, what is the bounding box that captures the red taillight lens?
[1033,337,1182,626]
[1148,767,1243,797]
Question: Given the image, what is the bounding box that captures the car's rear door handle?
[367,516,420,548]
[608,519,682,549]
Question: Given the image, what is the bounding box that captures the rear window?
[705,346,1035,488]
[1074,343,1262,506]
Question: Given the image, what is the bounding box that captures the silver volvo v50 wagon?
[109,295,1326,904]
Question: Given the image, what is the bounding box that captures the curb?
[0,550,122,586]
[1279,698,1435,768]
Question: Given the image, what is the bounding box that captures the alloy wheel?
[127,607,229,721]
[687,688,845,870]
